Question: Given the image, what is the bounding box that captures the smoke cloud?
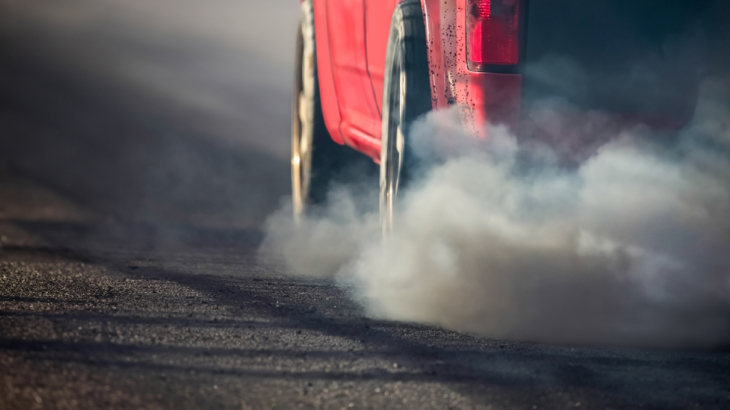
[261,77,730,348]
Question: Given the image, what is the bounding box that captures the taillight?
[466,0,521,70]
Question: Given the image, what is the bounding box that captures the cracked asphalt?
[1,1,729,409]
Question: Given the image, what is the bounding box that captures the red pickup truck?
[291,0,709,230]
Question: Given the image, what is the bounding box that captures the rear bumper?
[462,72,522,138]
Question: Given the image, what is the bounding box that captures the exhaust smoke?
[261,77,730,348]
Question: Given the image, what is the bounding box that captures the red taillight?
[466,0,520,69]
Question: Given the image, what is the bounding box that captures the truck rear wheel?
[292,0,378,220]
[379,0,432,236]
[291,1,343,218]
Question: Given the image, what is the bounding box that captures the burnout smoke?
[262,78,730,348]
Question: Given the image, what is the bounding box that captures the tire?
[379,0,432,236]
[292,0,372,219]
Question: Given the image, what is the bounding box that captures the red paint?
[310,0,698,162]
[468,73,522,136]
[313,0,524,162]
[314,0,386,157]
[313,0,344,144]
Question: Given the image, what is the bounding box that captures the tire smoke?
[262,78,730,348]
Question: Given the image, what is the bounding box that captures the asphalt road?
[1,2,730,409]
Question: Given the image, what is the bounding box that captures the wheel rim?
[292,3,316,221]
[380,36,407,237]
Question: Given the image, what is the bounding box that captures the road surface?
[1,1,729,409]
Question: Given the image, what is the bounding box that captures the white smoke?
[261,78,730,348]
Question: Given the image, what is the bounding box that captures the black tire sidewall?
[380,0,431,226]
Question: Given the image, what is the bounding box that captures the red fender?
[313,0,523,159]
[421,0,522,137]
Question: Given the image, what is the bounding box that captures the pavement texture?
[1,1,730,409]
[1,169,729,410]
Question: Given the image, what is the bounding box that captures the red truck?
[291,0,709,230]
